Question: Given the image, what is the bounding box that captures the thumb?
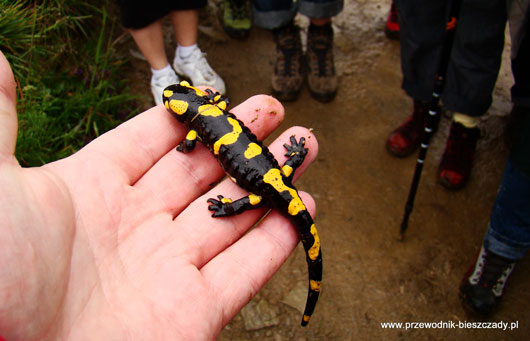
[0,51,18,159]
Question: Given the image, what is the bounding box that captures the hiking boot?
[306,23,337,102]
[385,1,400,40]
[459,245,516,316]
[272,23,304,102]
[438,121,480,190]
[386,100,440,157]
[173,46,226,95]
[219,0,251,39]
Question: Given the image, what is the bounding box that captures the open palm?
[0,53,317,340]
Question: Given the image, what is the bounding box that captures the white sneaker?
[173,47,226,95]
[151,70,179,106]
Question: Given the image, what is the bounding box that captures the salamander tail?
[295,210,323,326]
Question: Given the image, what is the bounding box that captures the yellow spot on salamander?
[163,89,174,98]
[198,104,224,117]
[303,315,311,323]
[169,99,189,115]
[180,80,206,96]
[221,197,232,204]
[217,100,228,110]
[310,280,322,292]
[244,143,262,159]
[186,130,197,141]
[248,194,262,206]
[308,224,320,261]
[213,117,242,155]
[282,164,294,178]
[263,168,306,216]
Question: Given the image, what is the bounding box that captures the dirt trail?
[123,0,529,339]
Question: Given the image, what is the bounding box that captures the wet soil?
[120,0,529,339]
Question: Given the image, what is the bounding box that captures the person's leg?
[170,9,199,48]
[299,0,343,102]
[252,0,302,101]
[306,17,337,102]
[252,0,298,30]
[128,20,169,70]
[386,0,446,157]
[169,10,226,94]
[128,20,178,105]
[460,159,530,315]
[438,0,507,189]
[442,0,507,117]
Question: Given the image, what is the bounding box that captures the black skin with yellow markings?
[163,81,322,326]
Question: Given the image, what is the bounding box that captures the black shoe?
[459,245,516,316]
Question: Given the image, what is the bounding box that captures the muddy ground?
[119,0,529,339]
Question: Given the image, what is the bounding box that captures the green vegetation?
[1,0,138,166]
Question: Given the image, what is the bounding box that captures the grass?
[1,0,139,166]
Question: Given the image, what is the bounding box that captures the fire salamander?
[162,81,322,326]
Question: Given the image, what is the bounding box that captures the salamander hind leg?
[282,135,308,181]
[207,194,263,217]
[176,129,198,153]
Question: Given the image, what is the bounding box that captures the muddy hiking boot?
[386,100,441,157]
[272,23,304,102]
[438,121,480,190]
[460,245,516,316]
[385,1,400,40]
[306,22,338,102]
[220,0,251,39]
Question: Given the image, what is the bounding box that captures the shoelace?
[308,29,333,77]
[275,28,301,76]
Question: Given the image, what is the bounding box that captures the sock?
[177,44,198,59]
[453,112,479,128]
[151,64,173,79]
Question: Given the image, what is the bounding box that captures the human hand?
[0,52,318,340]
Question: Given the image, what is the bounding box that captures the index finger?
[75,94,284,185]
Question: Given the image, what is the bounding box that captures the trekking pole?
[399,0,462,238]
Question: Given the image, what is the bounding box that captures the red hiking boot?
[438,121,480,189]
[385,1,400,40]
[386,100,439,157]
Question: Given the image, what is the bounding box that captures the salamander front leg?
[207,194,263,217]
[205,88,230,110]
[176,129,198,153]
[282,135,308,182]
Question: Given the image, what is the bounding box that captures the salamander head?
[162,81,209,123]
